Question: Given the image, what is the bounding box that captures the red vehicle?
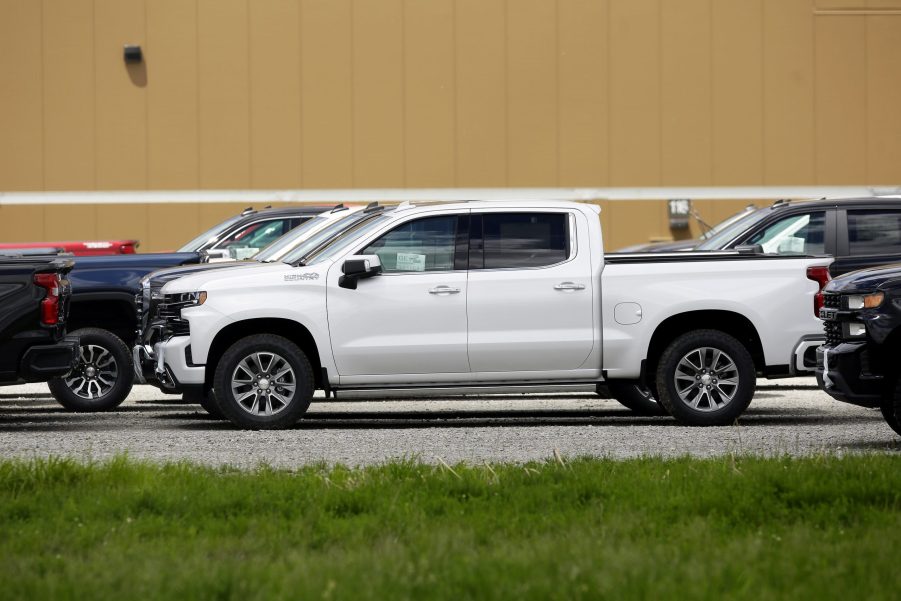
[0,240,139,256]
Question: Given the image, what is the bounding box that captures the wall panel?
[455,0,507,186]
[660,0,711,185]
[558,0,608,187]
[197,0,250,188]
[95,0,147,190]
[762,0,815,184]
[249,0,302,189]
[352,0,404,187]
[609,0,660,186]
[866,15,901,183]
[42,0,95,190]
[712,0,763,185]
[147,0,200,189]
[0,0,43,191]
[404,0,456,187]
[300,0,353,188]
[507,0,557,185]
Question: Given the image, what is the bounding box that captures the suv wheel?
[48,328,134,411]
[213,334,313,430]
[656,329,756,426]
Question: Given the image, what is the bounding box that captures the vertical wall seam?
[350,0,356,187]
[246,0,252,188]
[40,0,46,192]
[657,0,663,186]
[708,0,714,185]
[605,0,611,187]
[761,0,766,184]
[401,0,407,187]
[451,0,458,187]
[863,13,869,183]
[503,0,509,185]
[92,0,97,190]
[143,0,149,189]
[811,0,817,185]
[196,0,202,188]
[554,0,560,186]
[297,0,303,188]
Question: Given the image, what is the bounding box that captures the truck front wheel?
[882,379,901,437]
[213,334,314,430]
[655,329,756,426]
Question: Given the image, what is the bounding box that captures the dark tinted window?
[362,216,457,273]
[744,212,825,255]
[848,210,901,256]
[482,213,569,269]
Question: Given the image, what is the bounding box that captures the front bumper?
[133,336,204,391]
[19,336,79,381]
[816,342,885,408]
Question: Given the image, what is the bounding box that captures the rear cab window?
[847,210,901,256]
[471,212,571,269]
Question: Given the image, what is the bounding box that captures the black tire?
[182,388,225,420]
[48,327,134,412]
[882,379,901,437]
[606,381,669,416]
[213,334,314,430]
[655,329,756,426]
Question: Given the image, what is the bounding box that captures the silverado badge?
[284,272,319,281]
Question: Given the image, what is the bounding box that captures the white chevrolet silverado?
[148,200,831,429]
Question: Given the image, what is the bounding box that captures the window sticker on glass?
[396,253,426,272]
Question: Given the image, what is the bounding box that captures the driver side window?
[361,216,457,273]
[744,212,825,255]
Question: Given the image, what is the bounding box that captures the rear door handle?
[554,282,585,291]
[429,285,461,295]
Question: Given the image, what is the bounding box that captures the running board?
[330,382,601,400]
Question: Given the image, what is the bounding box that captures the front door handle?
[554,282,586,291]
[429,285,461,295]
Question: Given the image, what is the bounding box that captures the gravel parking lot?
[1,379,898,467]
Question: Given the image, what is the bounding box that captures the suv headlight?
[846,291,884,310]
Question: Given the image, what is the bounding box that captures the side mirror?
[339,255,382,290]
[735,244,764,255]
[203,249,230,263]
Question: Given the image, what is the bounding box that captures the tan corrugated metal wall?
[2,0,901,250]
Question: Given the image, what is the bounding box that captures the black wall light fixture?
[123,45,143,63]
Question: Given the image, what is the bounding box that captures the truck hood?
[69,252,202,270]
[144,260,261,288]
[162,261,326,294]
[825,262,901,293]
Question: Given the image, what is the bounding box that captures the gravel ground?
[0,379,898,467]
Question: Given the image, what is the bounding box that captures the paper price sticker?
[396,253,426,272]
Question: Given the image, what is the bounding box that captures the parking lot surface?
[1,379,898,467]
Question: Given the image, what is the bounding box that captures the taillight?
[34,272,61,326]
[807,266,831,317]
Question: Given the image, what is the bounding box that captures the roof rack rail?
[771,198,790,208]
[363,201,382,213]
[241,206,255,216]
[330,203,347,213]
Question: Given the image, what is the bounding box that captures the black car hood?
[146,261,264,287]
[825,262,901,293]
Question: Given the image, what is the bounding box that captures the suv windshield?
[297,213,395,266]
[178,215,246,252]
[277,210,391,265]
[694,207,772,251]
[254,215,329,262]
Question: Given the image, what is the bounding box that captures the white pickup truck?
[148,200,831,429]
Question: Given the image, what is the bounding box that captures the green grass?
[0,455,899,600]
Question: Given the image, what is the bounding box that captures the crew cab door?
[326,213,470,378]
[466,210,595,372]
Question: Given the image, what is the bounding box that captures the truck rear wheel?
[213,334,313,430]
[606,381,668,416]
[882,379,901,437]
[655,329,756,426]
[48,328,134,412]
[182,388,224,420]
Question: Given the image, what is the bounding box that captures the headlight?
[843,322,867,338]
[846,292,884,310]
[177,291,207,307]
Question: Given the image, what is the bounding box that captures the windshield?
[278,211,390,265]
[254,215,329,261]
[694,207,772,250]
[178,215,246,252]
[698,206,757,240]
[298,213,395,265]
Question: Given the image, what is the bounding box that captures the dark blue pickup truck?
[44,205,330,411]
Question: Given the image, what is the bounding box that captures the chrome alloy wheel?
[65,344,119,400]
[230,352,296,417]
[673,347,740,412]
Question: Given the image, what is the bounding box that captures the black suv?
[692,196,901,276]
[816,263,901,436]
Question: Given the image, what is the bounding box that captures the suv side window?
[213,217,306,259]
[744,212,825,255]
[478,213,569,269]
[848,210,901,256]
[361,216,457,273]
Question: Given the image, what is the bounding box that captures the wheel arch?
[68,295,136,346]
[205,318,323,390]
[644,310,765,382]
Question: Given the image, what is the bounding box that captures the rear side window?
[480,213,569,269]
[848,210,901,256]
